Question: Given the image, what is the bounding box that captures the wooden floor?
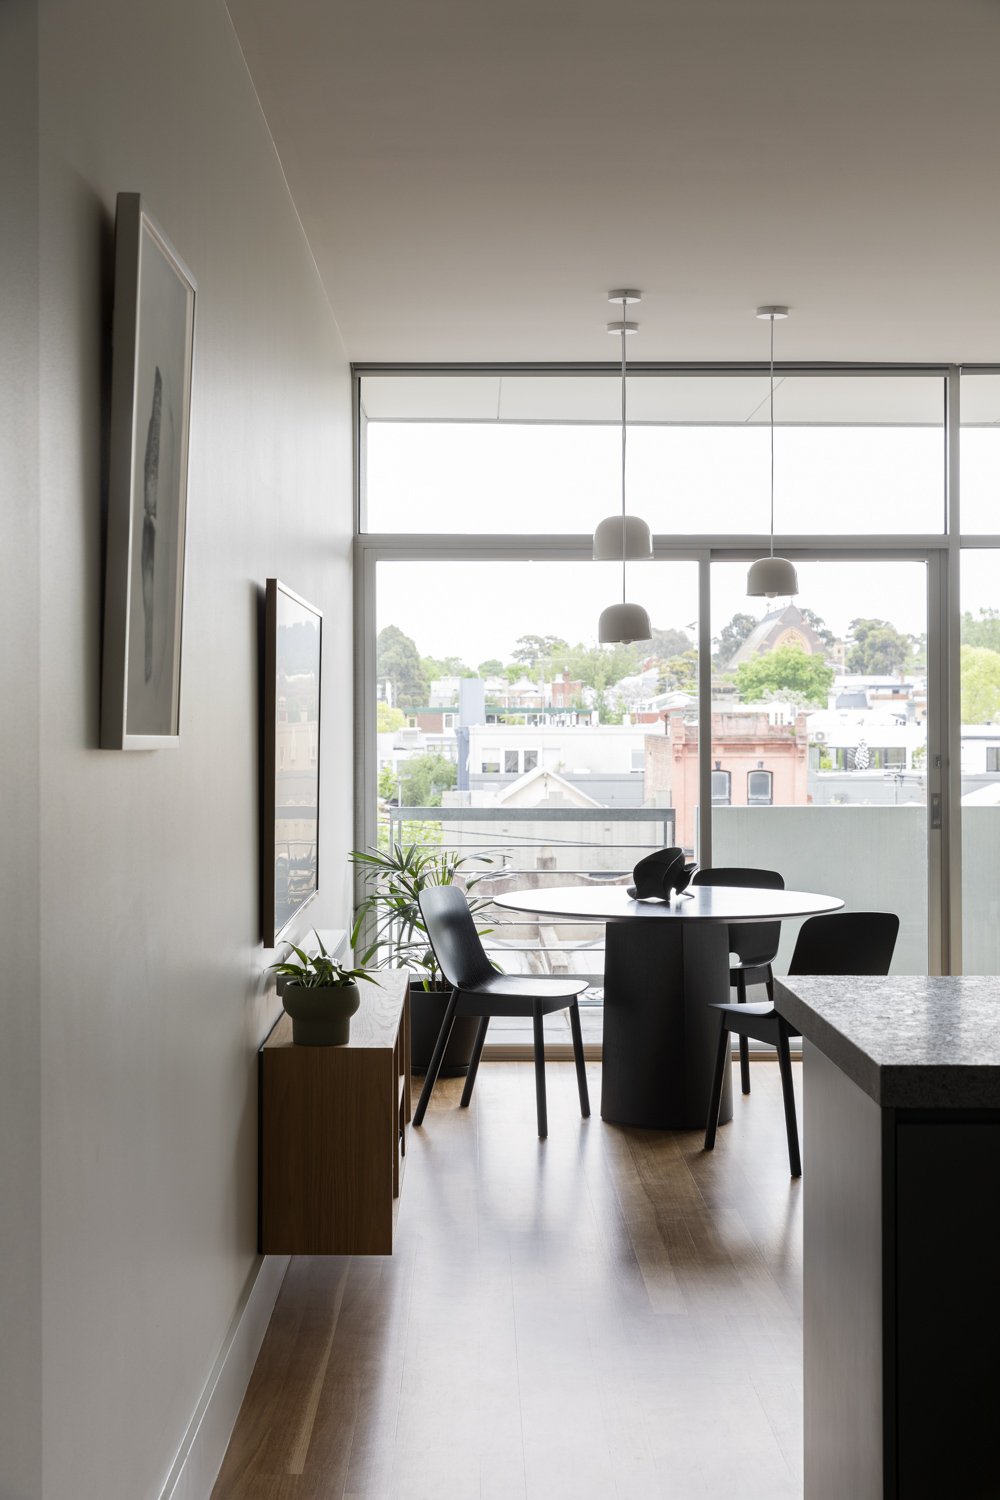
[213,1061,803,1500]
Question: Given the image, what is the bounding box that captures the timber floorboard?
[213,1060,803,1500]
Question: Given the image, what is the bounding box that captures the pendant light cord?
[620,296,627,603]
[769,314,775,558]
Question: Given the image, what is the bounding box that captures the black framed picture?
[262,579,322,945]
[101,193,196,749]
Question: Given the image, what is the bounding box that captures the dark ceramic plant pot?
[282,981,361,1046]
[410,980,479,1076]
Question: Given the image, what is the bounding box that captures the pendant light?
[597,289,652,644]
[746,306,799,598]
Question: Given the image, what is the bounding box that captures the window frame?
[353,361,1000,978]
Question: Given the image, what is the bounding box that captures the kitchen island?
[774,975,1000,1500]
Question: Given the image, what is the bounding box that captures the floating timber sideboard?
[259,972,410,1255]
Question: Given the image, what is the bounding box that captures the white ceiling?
[228,0,1000,364]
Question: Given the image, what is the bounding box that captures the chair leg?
[704,1019,731,1152]
[765,967,775,1003]
[568,1000,590,1118]
[532,1002,548,1139]
[775,1022,802,1178]
[459,1016,490,1108]
[413,988,459,1127]
[736,970,751,1095]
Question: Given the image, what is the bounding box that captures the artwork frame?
[262,579,323,946]
[101,193,196,750]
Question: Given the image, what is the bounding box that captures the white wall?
[1,3,42,1494]
[17,3,353,1497]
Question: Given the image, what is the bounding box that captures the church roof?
[727,603,826,668]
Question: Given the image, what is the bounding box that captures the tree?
[713,612,757,668]
[511,633,568,669]
[376,625,428,710]
[658,649,699,694]
[962,608,1000,654]
[551,640,642,691]
[478,658,504,678]
[734,643,833,706]
[845,618,912,675]
[799,608,836,650]
[398,752,457,807]
[961,645,1000,724]
[421,654,476,679]
[377,764,398,801]
[649,626,692,660]
[376,702,406,733]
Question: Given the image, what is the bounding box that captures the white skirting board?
[157,1253,289,1500]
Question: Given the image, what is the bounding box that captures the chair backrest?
[691,866,785,966]
[418,885,496,991]
[788,911,899,976]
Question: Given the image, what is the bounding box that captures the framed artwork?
[101,193,196,749]
[262,579,323,945]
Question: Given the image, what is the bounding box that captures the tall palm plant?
[349,842,492,987]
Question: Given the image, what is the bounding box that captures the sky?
[368,418,1000,666]
[376,557,932,666]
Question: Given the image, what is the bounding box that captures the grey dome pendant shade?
[596,289,652,644]
[593,513,653,560]
[599,600,652,644]
[746,554,799,596]
[747,306,799,599]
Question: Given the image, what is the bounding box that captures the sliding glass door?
[709,557,928,974]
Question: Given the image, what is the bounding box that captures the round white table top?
[492,883,844,925]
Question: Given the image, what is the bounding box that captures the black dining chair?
[413,885,591,1138]
[690,866,785,1096]
[704,910,900,1176]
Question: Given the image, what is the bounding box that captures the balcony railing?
[380,804,676,998]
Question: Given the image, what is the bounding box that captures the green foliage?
[477,658,504,677]
[550,640,642,694]
[376,702,406,733]
[512,633,569,668]
[377,625,428,710]
[712,612,757,667]
[350,843,492,985]
[961,608,1000,654]
[734,643,834,705]
[799,608,836,650]
[961,644,1000,724]
[397,751,457,807]
[845,618,912,675]
[269,931,378,989]
[649,626,693,660]
[421,654,477,679]
[377,764,398,801]
[658,649,699,694]
[379,817,443,851]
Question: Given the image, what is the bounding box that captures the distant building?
[464,721,655,807]
[728,603,828,668]
[645,707,810,849]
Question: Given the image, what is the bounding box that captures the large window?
[372,557,698,996]
[361,372,945,536]
[357,364,1000,1009]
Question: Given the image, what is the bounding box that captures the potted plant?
[269,932,379,1046]
[350,842,492,1075]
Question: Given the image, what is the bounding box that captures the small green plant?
[269,931,379,989]
[350,842,492,987]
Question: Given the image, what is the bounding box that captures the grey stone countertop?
[774,974,1000,1108]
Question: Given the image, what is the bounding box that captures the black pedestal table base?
[601,921,734,1130]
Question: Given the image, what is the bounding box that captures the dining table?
[493,882,845,1129]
